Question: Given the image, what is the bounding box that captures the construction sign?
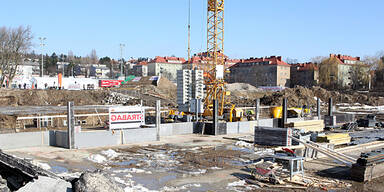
[109,106,144,130]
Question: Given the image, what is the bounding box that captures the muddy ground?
[5,134,382,192]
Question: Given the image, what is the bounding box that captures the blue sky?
[1,0,383,62]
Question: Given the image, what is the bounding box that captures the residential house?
[290,62,319,88]
[147,56,186,82]
[131,61,148,77]
[228,56,290,87]
[319,54,369,89]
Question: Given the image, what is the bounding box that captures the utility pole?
[39,37,46,77]
[119,43,125,78]
[188,0,191,69]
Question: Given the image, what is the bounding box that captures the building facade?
[131,61,148,77]
[290,62,319,88]
[147,56,186,82]
[320,54,369,89]
[228,56,290,87]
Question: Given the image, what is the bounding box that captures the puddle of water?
[50,165,68,173]
[112,159,137,166]
[130,171,178,190]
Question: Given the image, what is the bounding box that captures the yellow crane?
[202,0,227,117]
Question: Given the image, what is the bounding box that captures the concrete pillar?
[67,101,75,149]
[317,98,321,120]
[255,98,260,120]
[328,98,333,116]
[213,99,218,135]
[195,99,199,122]
[156,100,161,141]
[281,98,287,128]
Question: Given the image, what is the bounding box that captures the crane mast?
[204,0,226,116]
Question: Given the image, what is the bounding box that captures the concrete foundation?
[0,121,258,150]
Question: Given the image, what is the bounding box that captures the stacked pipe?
[357,148,384,166]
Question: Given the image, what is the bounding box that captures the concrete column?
[213,99,218,135]
[67,101,75,149]
[317,98,321,120]
[156,100,161,141]
[281,98,287,128]
[195,99,199,122]
[255,98,260,120]
[328,98,333,116]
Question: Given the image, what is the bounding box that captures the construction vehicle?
[271,106,311,118]
[165,109,185,123]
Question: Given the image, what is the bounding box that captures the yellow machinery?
[271,106,311,118]
[165,109,185,123]
[201,0,227,117]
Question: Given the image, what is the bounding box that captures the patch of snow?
[31,161,51,170]
[210,167,222,170]
[57,172,82,178]
[154,153,168,159]
[101,149,119,159]
[227,180,259,192]
[87,154,107,163]
[235,141,253,148]
[161,183,201,192]
[114,168,152,174]
[188,169,207,175]
[254,148,274,156]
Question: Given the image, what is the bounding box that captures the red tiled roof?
[291,62,318,71]
[235,56,290,66]
[136,61,148,66]
[330,54,360,64]
[150,56,186,64]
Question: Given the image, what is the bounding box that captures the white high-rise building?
[177,69,204,112]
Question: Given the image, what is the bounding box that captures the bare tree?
[285,57,298,64]
[311,56,327,64]
[90,49,98,64]
[318,57,339,89]
[0,26,33,87]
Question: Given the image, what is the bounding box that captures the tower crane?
[202,0,227,116]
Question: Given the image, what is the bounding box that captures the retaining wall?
[0,120,258,150]
[0,131,51,150]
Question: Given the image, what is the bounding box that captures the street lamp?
[119,43,125,78]
[38,37,46,77]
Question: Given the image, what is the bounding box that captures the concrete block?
[122,128,157,144]
[238,121,250,133]
[172,122,193,135]
[160,124,173,136]
[226,122,238,134]
[258,119,274,127]
[0,131,49,150]
[54,131,68,148]
[75,131,120,149]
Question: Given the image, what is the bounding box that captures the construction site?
[1,1,384,192]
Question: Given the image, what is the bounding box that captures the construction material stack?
[316,133,351,145]
[286,120,324,133]
[254,127,292,146]
[351,148,384,181]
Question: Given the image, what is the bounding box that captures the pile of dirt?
[0,89,109,106]
[226,83,260,92]
[260,86,384,107]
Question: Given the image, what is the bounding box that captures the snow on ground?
[31,160,51,170]
[87,154,107,163]
[187,169,207,176]
[161,183,201,191]
[113,168,152,174]
[226,180,259,192]
[235,141,253,148]
[254,148,274,156]
[57,171,82,178]
[113,177,158,192]
[101,149,119,159]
